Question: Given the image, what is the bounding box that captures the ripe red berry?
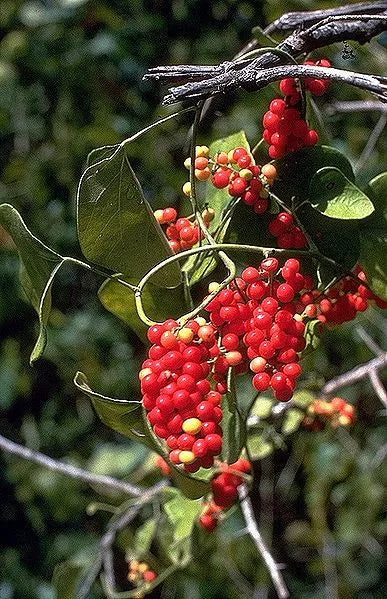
[276,283,295,303]
[213,169,232,188]
[252,372,271,391]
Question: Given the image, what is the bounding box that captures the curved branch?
[145,13,387,105]
[0,433,145,497]
[265,1,387,33]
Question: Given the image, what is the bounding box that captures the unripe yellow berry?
[338,415,351,426]
[154,209,165,223]
[202,207,215,224]
[239,168,253,181]
[139,367,153,380]
[179,450,196,464]
[249,357,267,373]
[227,149,236,163]
[208,281,220,293]
[130,560,140,572]
[138,563,149,574]
[261,163,277,180]
[260,188,269,199]
[195,167,211,181]
[177,327,194,344]
[182,181,192,196]
[195,317,207,326]
[184,157,191,170]
[128,573,138,582]
[182,418,202,435]
[196,145,210,158]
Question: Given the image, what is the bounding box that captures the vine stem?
[238,484,290,599]
[134,241,353,326]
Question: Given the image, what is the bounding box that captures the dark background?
[0,1,386,598]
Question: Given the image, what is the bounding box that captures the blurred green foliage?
[0,1,386,598]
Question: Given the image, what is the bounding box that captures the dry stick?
[238,484,290,599]
[321,353,387,399]
[265,1,387,33]
[326,100,387,114]
[78,482,167,599]
[355,112,387,173]
[0,433,145,497]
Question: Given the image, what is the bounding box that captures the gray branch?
[321,353,387,407]
[265,1,387,33]
[238,484,289,599]
[0,433,144,497]
[145,8,387,105]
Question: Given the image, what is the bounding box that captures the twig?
[321,353,387,407]
[78,482,167,599]
[326,100,387,115]
[355,112,387,173]
[355,325,384,356]
[238,484,289,599]
[322,536,339,599]
[0,433,145,497]
[265,1,387,33]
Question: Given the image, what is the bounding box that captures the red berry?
[213,169,232,189]
[253,372,271,391]
[276,283,295,303]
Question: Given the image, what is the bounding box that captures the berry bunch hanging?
[183,145,278,215]
[268,211,308,249]
[154,206,205,254]
[205,257,310,402]
[199,458,251,531]
[127,560,157,585]
[140,318,226,472]
[263,57,332,159]
[303,396,356,430]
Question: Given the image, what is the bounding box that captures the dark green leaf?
[52,562,84,599]
[134,519,158,557]
[77,143,181,288]
[74,372,210,499]
[309,167,374,219]
[0,204,63,363]
[86,144,119,167]
[359,231,387,300]
[221,370,246,464]
[363,171,387,233]
[98,278,190,342]
[273,145,355,203]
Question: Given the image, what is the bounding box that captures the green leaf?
[77,143,181,288]
[52,562,84,599]
[86,144,119,167]
[292,390,316,409]
[163,487,203,562]
[282,408,304,435]
[273,145,355,203]
[74,372,210,499]
[309,167,374,219]
[250,396,274,419]
[186,131,250,286]
[221,370,246,464]
[207,131,250,233]
[0,204,63,363]
[251,26,276,47]
[134,519,158,557]
[359,231,387,301]
[363,171,387,233]
[247,434,273,460]
[304,319,322,351]
[98,278,190,342]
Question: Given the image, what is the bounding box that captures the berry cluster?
[183,145,278,215]
[263,57,332,159]
[205,257,310,402]
[303,396,356,431]
[140,318,226,472]
[269,212,308,249]
[127,560,157,585]
[154,206,205,254]
[300,268,387,324]
[199,458,251,531]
